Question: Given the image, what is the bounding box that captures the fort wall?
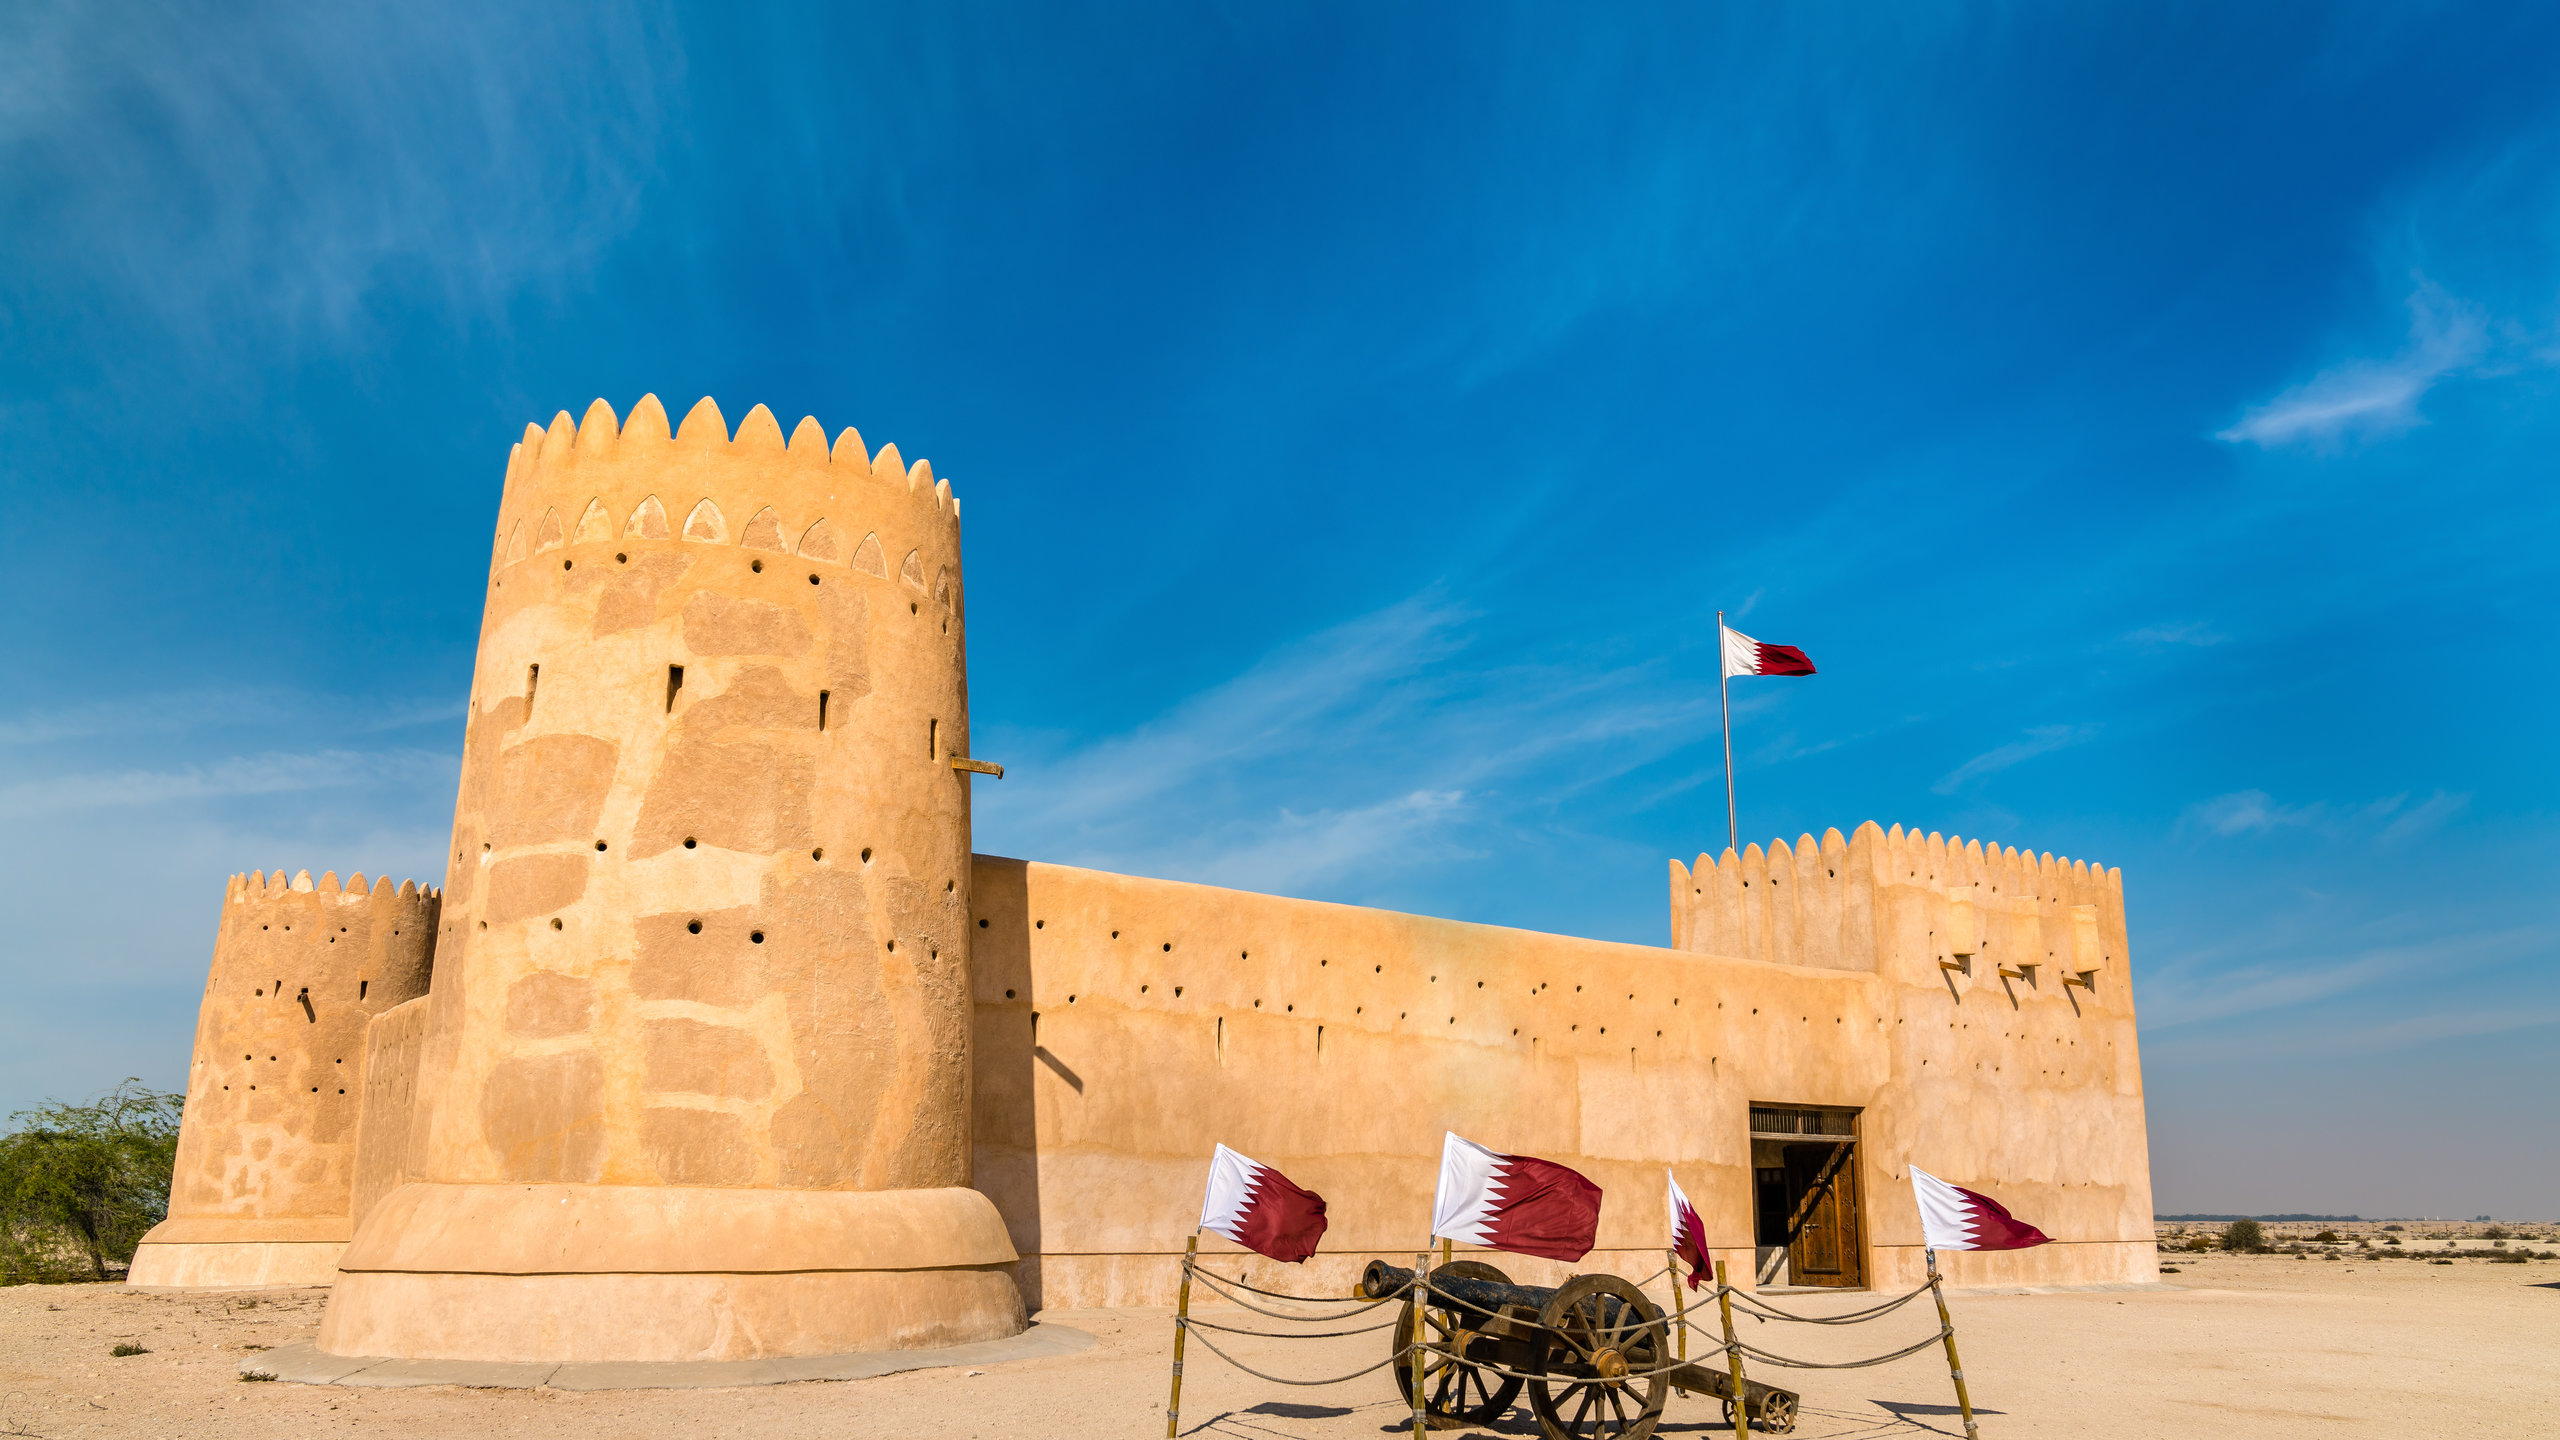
[129,870,437,1288]
[319,397,1020,1363]
[972,846,2151,1310]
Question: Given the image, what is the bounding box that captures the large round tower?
[319,396,1019,1362]
[129,869,438,1287]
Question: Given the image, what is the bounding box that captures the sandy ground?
[3,1251,2554,1439]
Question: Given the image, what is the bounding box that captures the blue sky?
[3,2,2553,1217]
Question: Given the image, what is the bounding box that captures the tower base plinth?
[316,1182,1026,1363]
[129,1217,353,1288]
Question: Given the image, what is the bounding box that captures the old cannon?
[1358,1259,1800,1439]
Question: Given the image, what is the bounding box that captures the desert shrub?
[0,1080,183,1283]
[2313,1230,2340,1243]
[2384,1236,2401,1246]
[2382,1224,2403,1232]
[110,1343,148,1357]
[2221,1218,2267,1253]
[2183,1234,2211,1252]
[2481,1225,2509,1240]
[2490,1251,2527,1264]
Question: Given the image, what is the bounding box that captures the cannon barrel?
[1358,1260,1558,1318]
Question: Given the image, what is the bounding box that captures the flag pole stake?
[1927,1248,1979,1439]
[1715,1259,1750,1440]
[1718,610,1737,855]
[1410,1245,1432,1440]
[1166,1232,1197,1440]
[1668,1247,1688,1363]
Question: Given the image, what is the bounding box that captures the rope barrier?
[1177,1314,1401,1341]
[1163,1258,1965,1400]
[1725,1280,1935,1325]
[1174,1327,1425,1388]
[1182,1265,1404,1321]
[1729,1329,1953,1370]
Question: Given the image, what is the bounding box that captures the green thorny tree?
[0,1080,184,1282]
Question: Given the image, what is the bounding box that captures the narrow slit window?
[928,717,939,760]
[1215,1015,1227,1067]
[818,690,830,732]
[666,664,684,711]
[358,980,368,1001]
[526,663,539,709]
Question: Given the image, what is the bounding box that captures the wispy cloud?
[1931,723,2098,795]
[2180,788,2469,845]
[2216,281,2491,448]
[2125,621,2225,649]
[975,591,1723,900]
[0,0,678,351]
[0,749,456,820]
[2140,924,2552,1035]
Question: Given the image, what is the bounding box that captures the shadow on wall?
[971,856,1043,1310]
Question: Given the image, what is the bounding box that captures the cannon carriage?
[1359,1260,1800,1439]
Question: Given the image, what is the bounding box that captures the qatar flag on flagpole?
[1432,1132,1604,1263]
[1198,1143,1330,1264]
[1910,1165,2051,1252]
[1720,625,1818,678]
[1667,1171,1712,1290]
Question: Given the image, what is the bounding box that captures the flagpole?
[1927,1247,1980,1440]
[1718,610,1738,855]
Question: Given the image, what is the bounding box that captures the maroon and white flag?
[1667,1170,1712,1290]
[1198,1143,1329,1263]
[1910,1165,2051,1252]
[1721,625,1817,678]
[1432,1132,1604,1262]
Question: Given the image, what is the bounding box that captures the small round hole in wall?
[1068,994,1076,1003]
[750,931,765,944]
[596,840,608,851]
[751,560,764,573]
[910,602,918,614]
[478,921,486,931]
[947,879,955,893]
[1174,986,1183,997]
[687,920,703,935]
[979,918,989,928]
[812,848,825,861]
[550,919,562,931]
[1163,943,1172,952]
[861,848,873,863]
[683,837,697,849]
[1035,920,1044,929]
[1005,989,1016,999]
[886,940,895,952]
[1111,930,1120,939]
[810,573,821,585]
[562,560,572,571]
[1140,985,1149,993]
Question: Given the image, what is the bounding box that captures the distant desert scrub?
[2220,1219,2268,1253]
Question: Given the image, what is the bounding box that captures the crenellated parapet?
[486,394,961,621]
[1669,821,2127,995]
[128,869,440,1289]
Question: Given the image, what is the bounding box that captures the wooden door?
[1784,1144,1864,1288]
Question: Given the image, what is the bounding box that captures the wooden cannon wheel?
[1722,1391,1801,1435]
[1526,1274,1670,1440]
[1394,1259,1526,1429]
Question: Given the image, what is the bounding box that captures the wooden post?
[1441,1236,1453,1266]
[1669,1248,1688,1362]
[1410,1246,1432,1440]
[1166,1233,1198,1439]
[1715,1259,1749,1439]
[1927,1249,1979,1440]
